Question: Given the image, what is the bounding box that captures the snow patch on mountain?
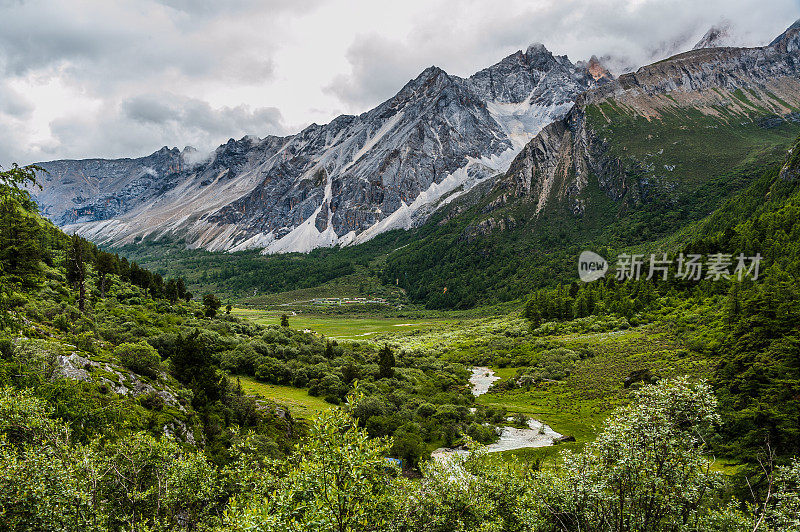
[261,204,339,254]
[341,111,405,173]
[262,100,571,252]
[487,99,574,148]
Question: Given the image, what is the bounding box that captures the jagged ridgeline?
[25,20,800,312]
[33,43,610,252]
[383,22,800,308]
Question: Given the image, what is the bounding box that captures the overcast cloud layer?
[1,0,798,166]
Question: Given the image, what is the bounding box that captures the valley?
[225,302,714,462]
[3,11,800,531]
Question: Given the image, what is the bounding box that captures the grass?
[708,458,744,476]
[488,366,518,381]
[236,375,332,418]
[232,308,445,340]
[474,325,714,452]
[237,271,407,307]
[586,97,800,196]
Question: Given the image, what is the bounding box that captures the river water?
[432,367,562,459]
[470,366,501,396]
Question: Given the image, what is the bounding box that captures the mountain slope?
[36,45,607,253]
[500,21,800,215]
[380,20,800,308]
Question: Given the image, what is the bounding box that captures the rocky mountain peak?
[393,65,454,102]
[496,18,800,226]
[155,146,180,156]
[525,42,549,56]
[576,55,613,82]
[693,20,736,49]
[769,18,800,53]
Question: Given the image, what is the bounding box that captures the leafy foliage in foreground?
[6,375,797,531]
[223,379,799,532]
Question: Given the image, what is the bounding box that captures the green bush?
[113,341,162,378]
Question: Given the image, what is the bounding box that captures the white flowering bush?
[523,377,725,531]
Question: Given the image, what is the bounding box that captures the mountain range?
[33,20,800,258]
[34,44,610,253]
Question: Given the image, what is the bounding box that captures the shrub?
[0,338,13,359]
[139,392,165,411]
[113,341,162,378]
[323,395,340,405]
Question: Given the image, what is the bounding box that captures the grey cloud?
[0,1,282,85]
[0,95,286,166]
[155,0,322,16]
[122,93,285,138]
[326,0,800,109]
[0,83,33,118]
[324,34,424,110]
[123,97,176,124]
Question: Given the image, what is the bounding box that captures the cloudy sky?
[1,0,798,166]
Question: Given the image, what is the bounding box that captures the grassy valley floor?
[232,306,715,462]
[232,308,445,341]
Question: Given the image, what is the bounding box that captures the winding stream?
[433,367,562,459]
[470,366,501,396]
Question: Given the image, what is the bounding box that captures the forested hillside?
[0,164,507,529]
[3,138,800,530]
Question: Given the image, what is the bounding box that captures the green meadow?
[236,375,332,418]
[232,308,445,340]
[232,308,714,461]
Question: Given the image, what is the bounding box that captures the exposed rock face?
[35,44,608,252]
[459,216,518,242]
[779,138,800,181]
[35,147,185,225]
[769,18,800,49]
[53,352,184,410]
[497,22,800,215]
[692,21,738,50]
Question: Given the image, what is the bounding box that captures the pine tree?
[202,293,221,318]
[65,234,87,312]
[0,199,41,283]
[95,251,116,298]
[378,344,394,379]
[165,279,179,303]
[176,278,187,300]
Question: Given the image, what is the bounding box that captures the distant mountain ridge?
[494,19,800,218]
[373,19,800,309]
[36,44,609,252]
